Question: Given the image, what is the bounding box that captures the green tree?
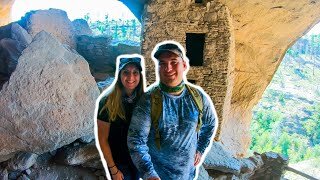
[303,103,320,145]
[255,110,282,131]
[83,15,141,44]
[277,132,291,157]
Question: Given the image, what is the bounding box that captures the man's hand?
[194,151,202,166]
[147,177,161,180]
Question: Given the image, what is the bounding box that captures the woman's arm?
[97,119,124,180]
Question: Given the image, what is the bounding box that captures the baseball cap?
[153,43,184,59]
[119,57,142,71]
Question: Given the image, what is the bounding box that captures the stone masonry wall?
[141,0,234,139]
[76,35,141,81]
[76,35,114,74]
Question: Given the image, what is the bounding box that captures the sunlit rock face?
[18,9,77,49]
[0,31,99,162]
[220,0,320,157]
[0,0,15,26]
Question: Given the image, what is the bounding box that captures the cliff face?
[2,0,320,157]
[220,0,320,156]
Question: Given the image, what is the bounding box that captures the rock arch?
[130,0,320,156]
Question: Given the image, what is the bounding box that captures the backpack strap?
[150,84,203,149]
[185,85,203,132]
[150,86,162,149]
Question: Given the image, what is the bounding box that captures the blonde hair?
[106,82,125,121]
[101,67,144,122]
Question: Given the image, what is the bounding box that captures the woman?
[97,55,144,180]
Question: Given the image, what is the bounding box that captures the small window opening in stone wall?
[186,33,205,66]
[195,0,203,3]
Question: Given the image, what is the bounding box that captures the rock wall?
[141,0,235,140]
[76,35,114,75]
[76,35,141,81]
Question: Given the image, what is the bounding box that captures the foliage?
[286,48,299,58]
[250,32,320,163]
[303,104,320,145]
[250,109,320,162]
[290,34,320,55]
[83,13,141,45]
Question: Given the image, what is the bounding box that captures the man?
[127,41,218,180]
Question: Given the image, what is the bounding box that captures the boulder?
[55,142,102,169]
[72,19,93,36]
[0,168,8,180]
[239,154,263,174]
[78,134,95,144]
[18,9,76,49]
[0,38,21,75]
[8,171,21,179]
[197,165,213,180]
[203,142,241,175]
[28,164,97,180]
[17,174,30,180]
[0,31,100,162]
[10,23,32,48]
[0,23,32,90]
[248,152,288,179]
[0,22,31,46]
[6,152,38,171]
